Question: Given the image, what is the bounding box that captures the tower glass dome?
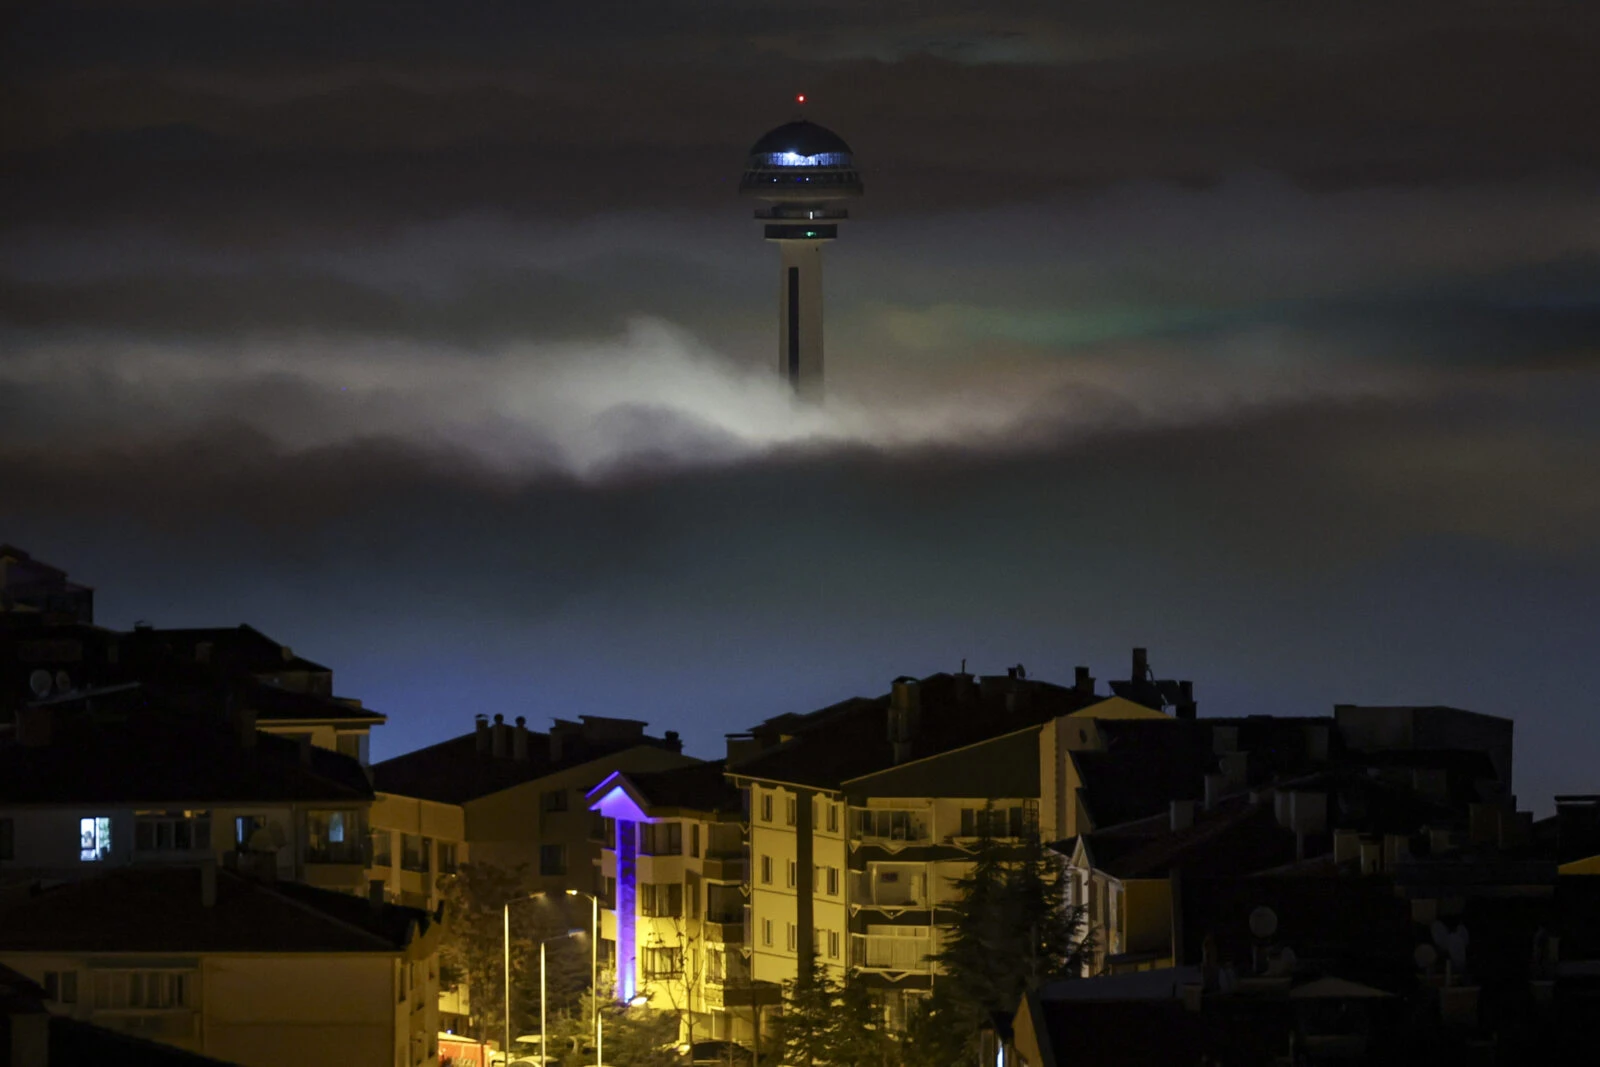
[740,120,863,198]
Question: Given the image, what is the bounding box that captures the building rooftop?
[0,866,437,954]
[373,715,684,804]
[620,761,741,816]
[0,702,373,805]
[727,671,1105,791]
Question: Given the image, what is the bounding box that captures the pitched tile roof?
[0,706,373,805]
[0,866,435,954]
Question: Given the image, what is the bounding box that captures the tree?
[438,862,591,1047]
[831,969,897,1067]
[911,819,1092,1065]
[773,950,840,1066]
[600,1001,680,1067]
[644,912,704,1050]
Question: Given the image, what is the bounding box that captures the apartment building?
[372,714,696,898]
[586,762,769,1045]
[0,696,376,896]
[0,865,443,1067]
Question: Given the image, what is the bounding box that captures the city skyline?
[3,1,1597,812]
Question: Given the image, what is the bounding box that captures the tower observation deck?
[739,117,863,401]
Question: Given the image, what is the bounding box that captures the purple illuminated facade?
[588,775,647,1002]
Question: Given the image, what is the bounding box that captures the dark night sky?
[2,2,1597,809]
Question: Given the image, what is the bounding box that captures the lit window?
[79,817,111,862]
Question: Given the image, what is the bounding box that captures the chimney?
[550,723,565,764]
[1176,680,1197,720]
[1131,647,1149,682]
[664,730,682,753]
[513,716,529,761]
[13,706,51,747]
[491,713,508,759]
[475,714,490,754]
[200,860,217,908]
[889,677,920,765]
[1073,666,1094,696]
[1171,799,1195,832]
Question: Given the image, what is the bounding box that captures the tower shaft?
[776,239,827,402]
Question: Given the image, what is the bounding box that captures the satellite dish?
[54,670,72,693]
[29,670,52,698]
[1414,943,1438,970]
[1249,906,1279,939]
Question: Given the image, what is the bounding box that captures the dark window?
[437,842,458,874]
[640,882,683,918]
[690,824,700,858]
[401,833,429,873]
[642,947,682,978]
[135,811,210,853]
[640,822,682,856]
[540,844,567,876]
[543,789,569,813]
[590,813,615,843]
[43,970,78,1004]
[371,830,393,867]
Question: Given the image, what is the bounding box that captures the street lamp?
[541,930,584,1066]
[503,894,585,1067]
[566,888,602,1067]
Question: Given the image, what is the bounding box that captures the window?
[235,816,265,848]
[762,919,773,946]
[760,794,773,823]
[134,811,211,853]
[690,824,700,858]
[602,875,617,910]
[828,930,841,959]
[826,803,839,833]
[370,830,393,867]
[400,833,429,873]
[92,970,190,1010]
[43,970,78,1004]
[958,802,1040,840]
[539,844,567,876]
[640,882,683,918]
[813,865,821,892]
[786,860,797,888]
[590,813,615,843]
[437,842,458,874]
[760,855,773,885]
[640,822,682,856]
[0,817,12,861]
[786,923,797,952]
[307,810,366,864]
[827,867,839,896]
[79,817,111,862]
[785,796,798,827]
[642,947,683,979]
[542,789,569,813]
[687,877,701,920]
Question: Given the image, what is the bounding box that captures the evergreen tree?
[913,811,1092,1065]
[773,950,840,1066]
[832,969,896,1067]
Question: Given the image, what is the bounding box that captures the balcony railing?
[850,933,934,973]
[701,855,747,882]
[305,839,370,865]
[704,918,745,944]
[850,809,932,848]
[848,868,928,910]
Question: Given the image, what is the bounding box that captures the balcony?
[849,867,928,911]
[305,839,371,866]
[850,933,934,973]
[850,808,931,850]
[704,918,745,945]
[702,854,747,883]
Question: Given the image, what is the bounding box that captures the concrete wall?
[0,950,436,1067]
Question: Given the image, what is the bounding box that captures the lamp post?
[541,930,583,1065]
[566,888,602,1067]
